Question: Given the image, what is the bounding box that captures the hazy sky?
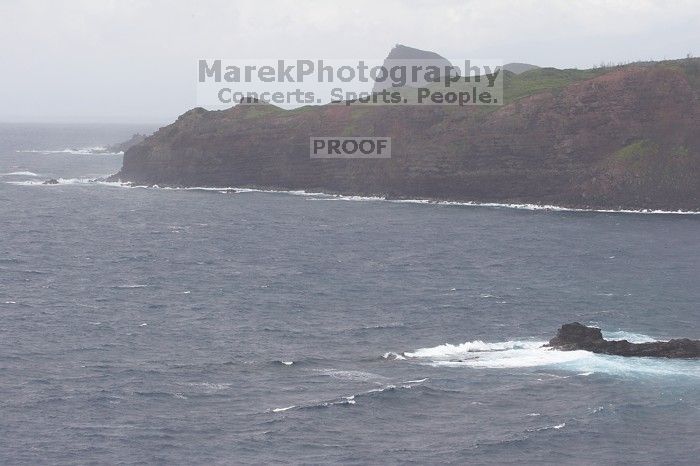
[0,0,697,123]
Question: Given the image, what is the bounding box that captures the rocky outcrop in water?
[547,322,700,358]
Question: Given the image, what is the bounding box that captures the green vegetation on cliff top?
[231,57,700,119]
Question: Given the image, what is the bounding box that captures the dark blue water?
[1,123,699,464]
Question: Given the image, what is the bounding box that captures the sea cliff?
[112,57,700,211]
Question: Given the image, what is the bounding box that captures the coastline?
[94,176,700,215]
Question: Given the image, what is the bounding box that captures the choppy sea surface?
[1,123,699,465]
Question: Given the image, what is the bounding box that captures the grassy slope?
[234,57,699,120]
[502,67,607,102]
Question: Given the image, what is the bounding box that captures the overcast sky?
[0,0,697,123]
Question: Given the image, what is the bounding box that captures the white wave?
[272,405,295,412]
[365,385,395,394]
[316,369,388,382]
[236,187,700,214]
[404,377,429,384]
[241,188,700,214]
[382,352,406,360]
[6,176,129,188]
[6,180,41,186]
[1,171,40,177]
[601,330,658,343]
[404,340,543,359]
[354,380,427,397]
[7,175,698,215]
[271,380,424,414]
[529,423,566,432]
[389,198,700,215]
[137,185,236,192]
[6,178,240,192]
[8,173,698,215]
[424,346,591,369]
[307,194,386,202]
[236,188,700,214]
[281,361,294,366]
[17,146,122,156]
[399,335,700,377]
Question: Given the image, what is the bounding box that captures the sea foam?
[0,171,40,177]
[398,331,700,377]
[270,377,428,413]
[6,173,700,215]
[17,147,123,156]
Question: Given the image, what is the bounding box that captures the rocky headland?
[111,47,700,211]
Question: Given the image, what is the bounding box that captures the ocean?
[1,123,699,464]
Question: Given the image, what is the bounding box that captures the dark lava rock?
[43,179,59,185]
[547,322,700,358]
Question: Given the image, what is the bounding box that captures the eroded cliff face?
[114,59,700,210]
